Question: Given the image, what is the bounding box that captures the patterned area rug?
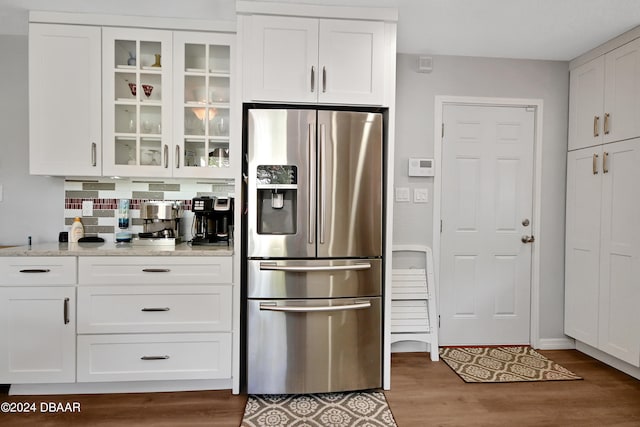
[241,391,397,427]
[439,346,582,383]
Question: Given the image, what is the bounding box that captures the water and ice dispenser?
[256,165,297,235]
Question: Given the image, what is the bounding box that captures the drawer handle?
[141,268,171,273]
[141,307,170,312]
[19,269,51,273]
[63,297,70,324]
[141,355,170,361]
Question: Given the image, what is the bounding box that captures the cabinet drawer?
[78,256,232,285]
[77,285,231,333]
[77,333,231,382]
[0,257,76,285]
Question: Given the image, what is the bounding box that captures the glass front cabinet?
[102,29,235,178]
[102,28,173,177]
[173,32,234,178]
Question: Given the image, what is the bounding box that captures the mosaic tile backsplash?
[64,178,235,240]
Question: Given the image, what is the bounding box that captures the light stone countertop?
[0,242,233,257]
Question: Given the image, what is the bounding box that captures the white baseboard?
[536,337,576,350]
[9,378,232,396]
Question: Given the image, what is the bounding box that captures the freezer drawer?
[247,258,381,299]
[247,297,381,394]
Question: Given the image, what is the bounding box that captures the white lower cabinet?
[565,139,640,367]
[77,333,231,382]
[0,257,77,384]
[77,256,234,383]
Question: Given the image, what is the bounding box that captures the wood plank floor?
[0,350,638,426]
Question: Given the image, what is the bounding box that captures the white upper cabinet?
[317,19,384,105]
[102,27,173,177]
[29,24,102,176]
[569,37,640,151]
[568,56,605,151]
[173,31,237,178]
[248,16,318,103]
[246,15,385,105]
[603,39,640,144]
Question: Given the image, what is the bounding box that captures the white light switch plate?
[395,187,410,202]
[414,188,428,203]
[82,200,93,216]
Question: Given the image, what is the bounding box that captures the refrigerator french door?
[245,106,384,394]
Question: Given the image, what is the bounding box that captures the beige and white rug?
[241,391,397,427]
[439,346,582,383]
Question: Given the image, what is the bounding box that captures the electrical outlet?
[82,200,94,216]
[395,187,410,202]
[414,188,429,203]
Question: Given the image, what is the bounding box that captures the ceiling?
[1,0,640,60]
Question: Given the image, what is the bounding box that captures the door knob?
[521,235,535,244]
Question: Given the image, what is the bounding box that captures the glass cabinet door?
[103,28,172,177]
[174,32,235,178]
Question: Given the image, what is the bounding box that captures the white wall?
[392,53,570,341]
[0,35,64,246]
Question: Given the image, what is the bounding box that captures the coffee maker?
[191,196,234,246]
[134,201,184,246]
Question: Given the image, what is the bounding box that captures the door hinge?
[441,122,445,138]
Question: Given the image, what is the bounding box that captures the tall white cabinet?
[565,32,640,371]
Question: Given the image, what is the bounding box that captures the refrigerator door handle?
[308,123,315,244]
[319,123,326,244]
[259,262,372,272]
[259,300,371,313]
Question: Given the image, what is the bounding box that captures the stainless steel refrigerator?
[244,106,384,394]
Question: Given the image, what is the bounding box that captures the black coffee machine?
[191,196,234,246]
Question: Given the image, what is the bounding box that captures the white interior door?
[440,104,535,345]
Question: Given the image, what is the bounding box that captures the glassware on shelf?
[142,84,154,98]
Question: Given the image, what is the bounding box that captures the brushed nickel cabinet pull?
[142,268,171,273]
[603,151,609,173]
[593,153,599,175]
[91,142,97,166]
[164,145,169,168]
[604,113,610,135]
[141,355,170,361]
[322,66,327,93]
[310,66,315,92]
[175,146,180,169]
[19,269,51,273]
[63,297,70,324]
[141,307,170,312]
[593,116,599,137]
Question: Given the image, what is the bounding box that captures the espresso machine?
[191,196,234,246]
[133,201,184,246]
